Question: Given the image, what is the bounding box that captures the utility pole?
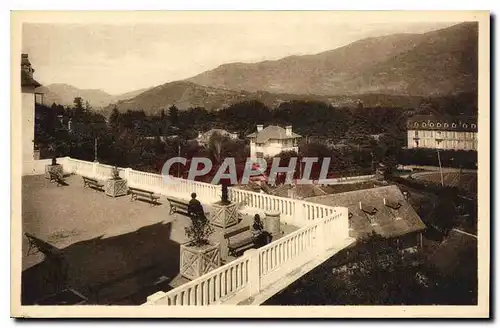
[435,139,444,187]
[177,144,181,178]
[94,137,98,163]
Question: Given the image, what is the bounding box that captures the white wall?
[250,139,299,159]
[22,87,35,164]
[407,129,477,151]
[22,157,68,176]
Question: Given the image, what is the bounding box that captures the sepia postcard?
[11,10,490,318]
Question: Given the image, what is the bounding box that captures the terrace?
[21,157,352,305]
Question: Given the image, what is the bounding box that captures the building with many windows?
[21,54,42,172]
[407,115,478,151]
[247,124,302,159]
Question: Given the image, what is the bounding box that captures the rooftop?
[22,174,299,305]
[407,115,478,132]
[306,185,426,239]
[247,125,302,143]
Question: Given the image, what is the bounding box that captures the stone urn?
[180,242,221,280]
[105,166,127,197]
[45,158,63,180]
[265,210,283,239]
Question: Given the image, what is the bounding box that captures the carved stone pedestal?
[180,242,221,280]
[210,202,239,229]
[45,164,63,180]
[105,178,127,197]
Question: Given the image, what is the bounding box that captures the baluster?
[231,267,237,290]
[208,277,214,303]
[202,281,209,305]
[189,287,195,305]
[196,284,202,306]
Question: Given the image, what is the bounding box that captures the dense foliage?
[35,96,477,177]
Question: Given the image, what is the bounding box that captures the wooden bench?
[82,176,104,191]
[166,197,190,215]
[48,171,65,186]
[129,187,160,206]
[224,225,255,257]
[25,232,62,257]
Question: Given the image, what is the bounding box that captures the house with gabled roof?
[247,124,301,159]
[306,185,426,250]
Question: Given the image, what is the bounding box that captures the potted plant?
[180,216,221,280]
[105,166,127,197]
[45,156,63,180]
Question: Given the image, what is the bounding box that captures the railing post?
[124,167,131,182]
[244,249,260,296]
[316,218,327,256]
[293,200,306,227]
[92,161,98,178]
[339,206,350,240]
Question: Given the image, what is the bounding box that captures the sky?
[22,19,456,95]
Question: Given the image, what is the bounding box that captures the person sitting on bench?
[251,214,271,248]
[188,193,207,224]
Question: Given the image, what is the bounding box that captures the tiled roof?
[247,125,301,143]
[306,185,426,239]
[407,115,477,132]
[271,184,327,199]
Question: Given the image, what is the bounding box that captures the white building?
[247,125,302,159]
[407,115,478,151]
[21,54,42,172]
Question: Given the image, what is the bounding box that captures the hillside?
[104,80,430,114]
[35,84,151,109]
[186,22,477,96]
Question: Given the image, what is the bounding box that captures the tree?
[109,106,120,134]
[73,97,85,113]
[168,105,179,127]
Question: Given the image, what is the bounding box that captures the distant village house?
[247,124,301,159]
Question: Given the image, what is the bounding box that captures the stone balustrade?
[60,157,351,305]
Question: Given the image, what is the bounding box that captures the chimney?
[257,124,263,132]
[285,125,292,136]
[383,198,386,206]
[403,191,409,200]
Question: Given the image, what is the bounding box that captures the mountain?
[105,80,428,114]
[186,22,477,97]
[114,87,151,102]
[35,84,152,109]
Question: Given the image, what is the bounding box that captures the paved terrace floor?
[21,174,299,305]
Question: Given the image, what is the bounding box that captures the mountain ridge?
[186,22,477,96]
